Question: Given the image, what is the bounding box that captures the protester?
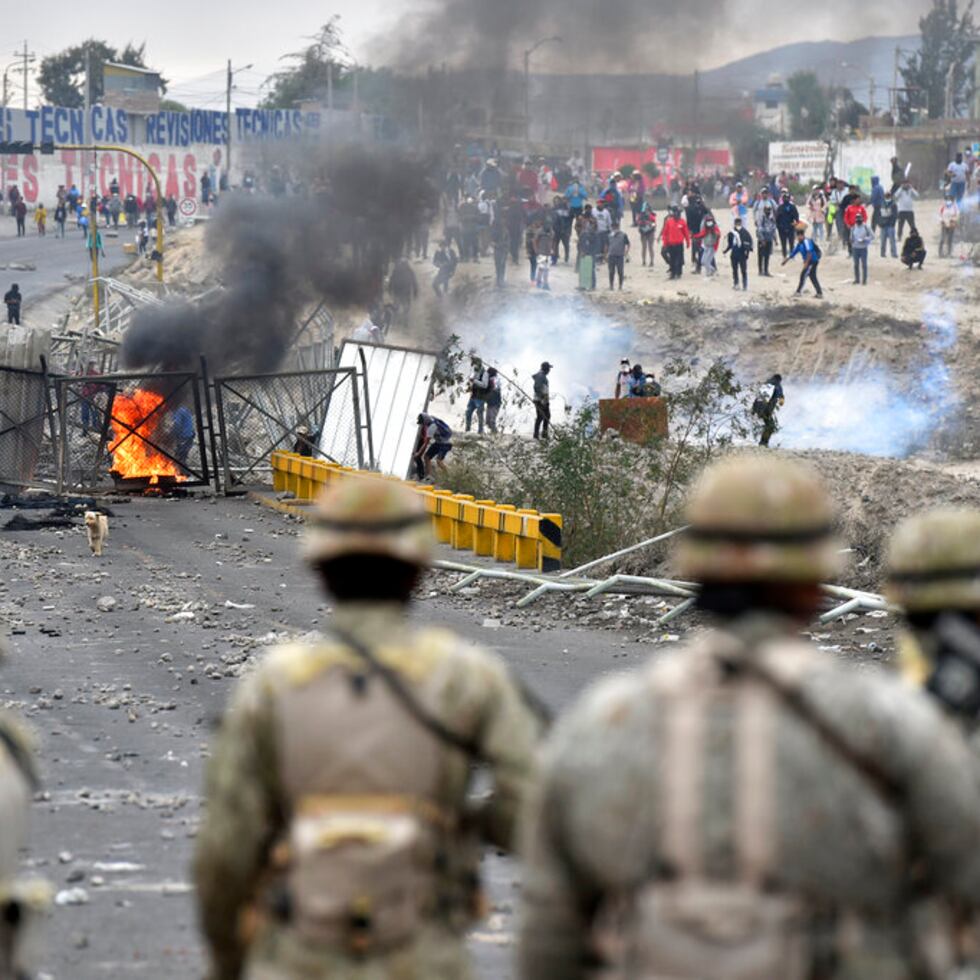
[947,152,969,202]
[53,200,67,238]
[840,186,864,256]
[895,180,918,240]
[388,257,418,322]
[756,205,777,276]
[414,412,453,479]
[34,204,46,237]
[614,358,632,398]
[3,284,22,325]
[868,176,884,232]
[850,213,874,285]
[465,360,490,434]
[534,222,554,290]
[606,223,630,290]
[551,194,572,264]
[939,195,959,258]
[879,190,898,258]
[723,217,753,291]
[637,202,657,267]
[432,240,458,297]
[14,199,26,237]
[807,185,827,239]
[485,367,502,433]
[660,206,690,280]
[532,362,551,440]
[783,226,823,298]
[754,373,784,446]
[692,215,720,277]
[593,200,613,262]
[728,181,748,220]
[775,191,799,258]
[902,226,927,270]
[490,218,509,288]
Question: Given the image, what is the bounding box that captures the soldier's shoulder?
[0,710,38,784]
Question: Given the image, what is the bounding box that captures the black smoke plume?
[371,0,921,74]
[120,146,438,375]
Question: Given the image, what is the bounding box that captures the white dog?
[84,511,109,557]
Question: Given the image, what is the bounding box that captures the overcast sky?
[7,0,928,109]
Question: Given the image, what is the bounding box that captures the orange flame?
[109,388,187,481]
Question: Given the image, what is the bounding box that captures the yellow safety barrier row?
[270,451,563,573]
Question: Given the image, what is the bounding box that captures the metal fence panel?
[213,368,361,491]
[56,372,210,492]
[331,341,437,477]
[0,366,55,488]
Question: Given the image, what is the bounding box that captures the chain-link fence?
[0,366,56,489]
[213,368,363,490]
[55,372,211,493]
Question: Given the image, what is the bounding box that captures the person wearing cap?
[939,194,959,257]
[195,477,540,980]
[519,455,980,980]
[849,211,874,285]
[614,358,632,398]
[728,181,748,220]
[532,362,551,440]
[755,372,784,446]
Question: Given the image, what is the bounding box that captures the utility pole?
[523,36,562,155]
[226,59,232,188]
[13,41,35,110]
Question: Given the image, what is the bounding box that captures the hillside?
[700,34,920,99]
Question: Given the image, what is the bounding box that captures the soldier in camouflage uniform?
[885,508,980,977]
[885,508,980,731]
[0,649,45,979]
[194,477,539,980]
[519,455,980,980]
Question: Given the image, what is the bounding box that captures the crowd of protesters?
[417,146,978,300]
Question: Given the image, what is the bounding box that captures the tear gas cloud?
[445,295,638,428]
[778,295,960,458]
[120,148,437,375]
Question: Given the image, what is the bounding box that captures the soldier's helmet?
[676,454,840,582]
[885,508,980,613]
[305,476,433,567]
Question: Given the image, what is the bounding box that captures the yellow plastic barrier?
[267,452,562,572]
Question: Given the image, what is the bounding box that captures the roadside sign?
[178,197,197,217]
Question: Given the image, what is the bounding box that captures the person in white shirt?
[947,152,968,202]
[894,181,919,240]
[939,195,959,257]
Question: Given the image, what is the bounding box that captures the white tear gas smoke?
[120,148,438,375]
[777,295,960,458]
[444,295,638,428]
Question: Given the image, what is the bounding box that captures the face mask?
[921,613,980,720]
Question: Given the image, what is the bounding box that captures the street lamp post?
[523,36,562,154]
[840,61,877,119]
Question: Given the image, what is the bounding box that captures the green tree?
[261,17,351,109]
[899,0,975,121]
[37,40,162,107]
[787,71,830,139]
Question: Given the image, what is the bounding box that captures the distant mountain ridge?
[700,35,920,100]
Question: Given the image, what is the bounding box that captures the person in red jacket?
[659,206,691,280]
[841,188,866,256]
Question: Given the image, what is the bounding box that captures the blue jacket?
[565,183,587,208]
[789,238,820,264]
[870,176,885,208]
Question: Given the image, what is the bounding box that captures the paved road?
[0,494,641,978]
[0,217,136,320]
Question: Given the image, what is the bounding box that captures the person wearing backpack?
[783,226,823,298]
[519,455,980,980]
[196,478,540,980]
[465,360,491,434]
[415,412,454,478]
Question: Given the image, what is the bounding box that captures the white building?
[755,75,789,137]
